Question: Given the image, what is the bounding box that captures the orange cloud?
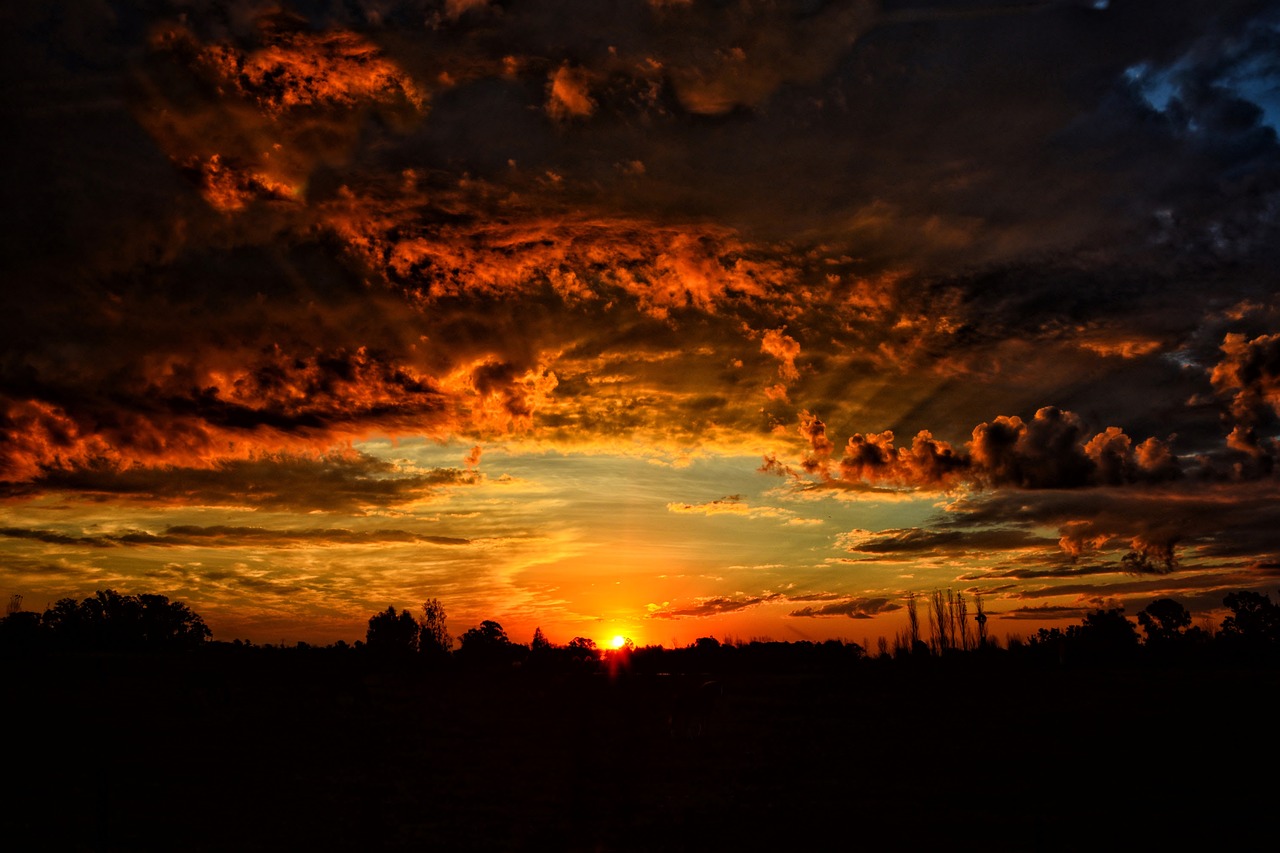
[798,411,835,476]
[138,17,427,217]
[547,64,596,120]
[760,328,800,382]
[191,19,425,115]
[1212,332,1280,424]
[324,179,796,318]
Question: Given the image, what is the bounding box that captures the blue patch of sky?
[1125,62,1180,115]
[1125,21,1280,133]
[1225,55,1280,132]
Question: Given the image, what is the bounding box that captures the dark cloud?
[0,527,112,548]
[1004,569,1256,604]
[0,453,476,513]
[838,526,1053,557]
[965,562,1134,582]
[649,590,902,621]
[997,604,1094,622]
[647,592,786,620]
[787,597,898,619]
[770,406,1185,493]
[0,524,470,548]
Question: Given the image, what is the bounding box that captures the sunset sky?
[4,0,1280,647]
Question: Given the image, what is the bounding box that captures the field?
[10,653,1279,851]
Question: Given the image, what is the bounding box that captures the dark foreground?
[10,653,1279,851]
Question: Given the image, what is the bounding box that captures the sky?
[4,0,1280,647]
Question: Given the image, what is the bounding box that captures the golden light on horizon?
[610,635,626,649]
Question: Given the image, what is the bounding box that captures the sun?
[610,635,626,649]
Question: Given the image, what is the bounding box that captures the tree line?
[3,588,1280,669]
[0,589,209,652]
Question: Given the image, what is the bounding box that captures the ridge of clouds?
[764,406,1184,495]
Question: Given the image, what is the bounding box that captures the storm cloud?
[5,0,1280,642]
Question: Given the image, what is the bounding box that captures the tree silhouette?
[366,606,419,656]
[40,589,210,651]
[1137,598,1192,644]
[1219,591,1280,649]
[906,591,920,650]
[457,620,519,667]
[419,598,452,658]
[974,592,988,648]
[0,608,43,651]
[1072,607,1139,662]
[567,636,598,664]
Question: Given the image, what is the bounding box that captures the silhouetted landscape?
[6,589,1280,851]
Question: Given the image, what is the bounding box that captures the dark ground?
[9,653,1279,851]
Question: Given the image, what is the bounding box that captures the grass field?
[10,653,1279,851]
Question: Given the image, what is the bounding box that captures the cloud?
[760,328,801,383]
[798,411,836,477]
[442,0,493,22]
[787,597,897,619]
[1212,333,1280,449]
[645,0,878,115]
[546,64,596,120]
[666,495,803,523]
[187,17,425,114]
[0,524,470,549]
[838,527,1052,558]
[648,589,901,621]
[839,428,969,489]
[1,452,477,513]
[647,592,786,619]
[937,480,1280,574]
[770,406,1184,494]
[136,14,428,216]
[997,604,1094,622]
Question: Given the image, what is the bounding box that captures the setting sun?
[610,635,626,649]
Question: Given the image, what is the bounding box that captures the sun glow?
[611,635,626,649]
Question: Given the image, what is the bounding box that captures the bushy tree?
[0,610,44,651]
[1219,591,1280,648]
[41,589,210,651]
[1138,598,1192,644]
[457,620,520,667]
[1027,608,1138,663]
[366,606,419,655]
[1074,607,1139,659]
[566,636,598,664]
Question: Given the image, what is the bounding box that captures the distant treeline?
[3,589,1280,669]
